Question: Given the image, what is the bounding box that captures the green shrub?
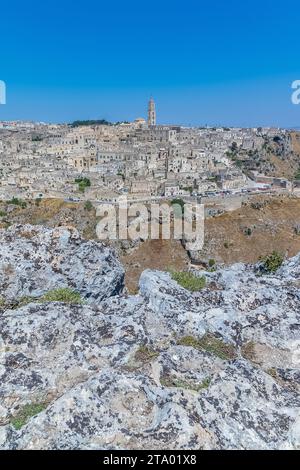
[75,177,91,193]
[10,403,46,430]
[75,177,91,186]
[182,186,193,194]
[7,197,27,209]
[39,288,83,304]
[84,200,93,211]
[170,198,185,219]
[78,182,85,193]
[171,198,185,209]
[170,271,206,292]
[0,210,6,217]
[208,258,215,267]
[260,251,284,273]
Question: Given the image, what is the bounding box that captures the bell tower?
[147,97,156,126]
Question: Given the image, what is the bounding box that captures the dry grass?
[241,341,256,361]
[134,345,159,363]
[178,334,237,360]
[202,195,300,265]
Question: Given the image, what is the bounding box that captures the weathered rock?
[0,301,145,424]
[0,224,124,302]
[278,252,300,281]
[0,226,299,449]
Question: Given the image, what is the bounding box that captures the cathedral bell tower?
[147,97,156,126]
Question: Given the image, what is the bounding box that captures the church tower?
[147,97,156,126]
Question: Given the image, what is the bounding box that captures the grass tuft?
[4,288,83,310]
[266,367,278,379]
[10,403,47,430]
[39,288,83,304]
[178,333,237,360]
[169,270,206,292]
[241,341,256,361]
[134,345,159,363]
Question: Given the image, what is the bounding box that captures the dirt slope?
[1,195,300,291]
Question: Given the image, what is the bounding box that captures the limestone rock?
[0,224,124,303]
[0,224,299,449]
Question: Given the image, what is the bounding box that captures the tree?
[70,119,112,127]
[75,177,91,193]
[171,198,185,210]
[84,200,93,211]
[231,141,238,153]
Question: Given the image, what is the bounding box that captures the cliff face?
[0,225,299,450]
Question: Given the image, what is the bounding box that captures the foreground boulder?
[0,224,124,302]
[0,227,299,449]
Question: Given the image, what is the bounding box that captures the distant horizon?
[0,85,299,129]
[1,116,300,131]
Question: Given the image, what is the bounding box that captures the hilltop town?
[1,99,299,203]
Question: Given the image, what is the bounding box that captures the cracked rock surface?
[0,225,299,449]
[0,224,124,302]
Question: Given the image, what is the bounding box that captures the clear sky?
[0,0,299,127]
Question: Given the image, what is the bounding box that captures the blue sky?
[0,0,299,126]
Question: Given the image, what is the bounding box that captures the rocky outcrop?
[0,224,124,303]
[0,225,299,449]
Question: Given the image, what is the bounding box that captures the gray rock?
[0,224,124,302]
[0,225,299,449]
